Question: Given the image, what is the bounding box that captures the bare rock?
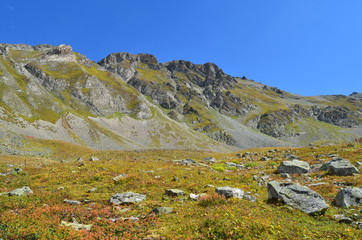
[334,187,362,208]
[277,160,310,174]
[110,192,146,205]
[215,186,244,199]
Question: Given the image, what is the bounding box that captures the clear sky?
[1,0,361,96]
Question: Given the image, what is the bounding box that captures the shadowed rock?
[334,187,362,207]
[321,159,359,176]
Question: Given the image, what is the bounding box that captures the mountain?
[0,43,361,154]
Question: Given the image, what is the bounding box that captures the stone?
[215,186,244,199]
[113,174,127,182]
[173,159,196,165]
[89,157,99,161]
[165,189,185,197]
[189,193,207,201]
[87,187,97,193]
[61,221,92,231]
[267,181,329,214]
[261,157,270,161]
[203,157,217,164]
[277,160,310,174]
[110,192,146,205]
[321,159,359,176]
[334,187,362,208]
[243,194,257,202]
[334,214,353,224]
[225,162,244,169]
[150,207,173,215]
[284,154,300,160]
[63,199,81,205]
[7,186,33,196]
[280,173,290,178]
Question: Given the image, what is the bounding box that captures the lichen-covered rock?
[334,187,362,208]
[215,186,244,199]
[267,181,328,214]
[277,160,310,174]
[61,221,92,231]
[110,192,146,205]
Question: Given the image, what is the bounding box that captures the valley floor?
[0,140,361,239]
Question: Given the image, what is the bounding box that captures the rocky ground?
[0,140,361,239]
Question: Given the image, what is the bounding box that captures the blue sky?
[1,0,361,96]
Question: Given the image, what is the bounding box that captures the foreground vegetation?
[0,139,361,239]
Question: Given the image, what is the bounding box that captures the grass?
[0,141,361,239]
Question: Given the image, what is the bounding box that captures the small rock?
[87,187,97,193]
[334,187,362,208]
[89,157,99,161]
[150,207,173,215]
[280,173,290,178]
[113,174,127,182]
[165,189,185,197]
[243,194,257,202]
[13,168,23,174]
[204,157,217,164]
[7,186,33,196]
[261,157,270,161]
[284,154,300,160]
[77,158,83,162]
[216,186,244,199]
[110,192,146,205]
[63,199,81,205]
[61,221,92,231]
[173,159,196,165]
[334,214,353,224]
[172,176,179,182]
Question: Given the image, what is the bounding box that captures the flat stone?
[150,207,173,215]
[215,186,244,199]
[110,192,146,205]
[61,221,92,231]
[267,181,329,214]
[113,174,127,182]
[334,187,362,208]
[277,160,310,174]
[63,199,81,205]
[165,189,185,197]
[7,186,33,196]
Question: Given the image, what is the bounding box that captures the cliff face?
[0,43,361,153]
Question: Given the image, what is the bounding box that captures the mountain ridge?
[0,43,361,155]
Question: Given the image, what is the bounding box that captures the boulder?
[277,160,310,174]
[150,207,173,215]
[165,189,185,197]
[215,186,244,199]
[7,186,33,196]
[267,181,329,214]
[110,192,146,205]
[334,187,362,208]
[321,159,359,176]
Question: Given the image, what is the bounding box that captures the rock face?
[7,186,33,196]
[334,187,362,207]
[110,192,146,205]
[267,181,329,214]
[215,186,244,199]
[321,159,359,176]
[277,160,310,174]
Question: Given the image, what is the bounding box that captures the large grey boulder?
[267,181,329,214]
[321,159,359,176]
[7,186,33,196]
[215,186,244,199]
[277,160,310,174]
[334,187,362,207]
[110,192,146,205]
